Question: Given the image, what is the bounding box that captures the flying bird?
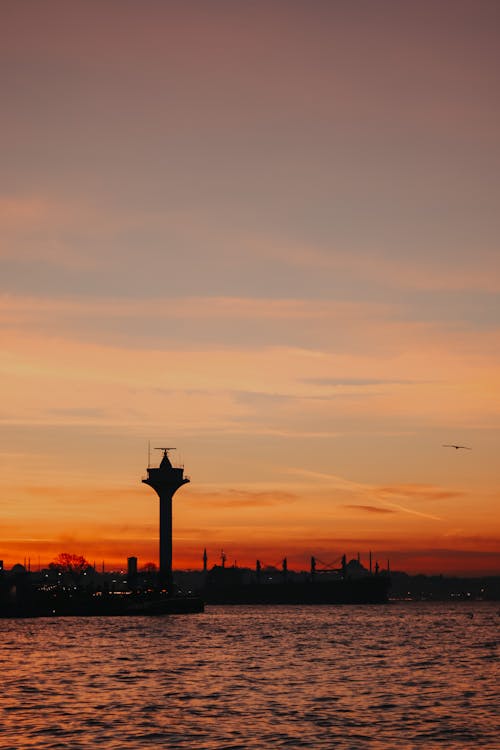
[442,444,472,450]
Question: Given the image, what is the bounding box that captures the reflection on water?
[0,603,498,749]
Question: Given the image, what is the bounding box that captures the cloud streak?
[343,505,396,514]
[377,485,465,502]
[187,489,298,508]
[286,468,446,521]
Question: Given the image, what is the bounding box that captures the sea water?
[0,602,498,749]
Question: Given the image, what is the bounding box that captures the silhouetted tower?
[203,548,208,572]
[341,554,347,578]
[127,556,138,580]
[142,448,189,590]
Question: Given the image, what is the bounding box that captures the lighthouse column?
[159,494,173,587]
[142,448,190,594]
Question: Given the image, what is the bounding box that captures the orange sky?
[1,1,499,575]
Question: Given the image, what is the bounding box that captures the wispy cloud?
[377,484,465,502]
[304,377,425,387]
[284,468,370,492]
[187,489,298,508]
[343,504,396,514]
[269,243,500,294]
[286,468,445,521]
[374,500,442,522]
[0,293,396,321]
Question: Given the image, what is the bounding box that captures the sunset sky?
[1,0,499,575]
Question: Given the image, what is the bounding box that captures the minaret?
[142,448,190,591]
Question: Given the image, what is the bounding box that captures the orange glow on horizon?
[1,478,498,576]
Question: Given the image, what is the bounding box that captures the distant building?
[345,558,369,579]
[11,563,27,575]
[127,557,138,578]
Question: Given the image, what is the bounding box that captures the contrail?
[377,499,442,522]
[285,467,442,521]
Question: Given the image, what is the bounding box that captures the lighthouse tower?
[142,448,190,591]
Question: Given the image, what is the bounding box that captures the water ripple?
[0,603,498,749]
